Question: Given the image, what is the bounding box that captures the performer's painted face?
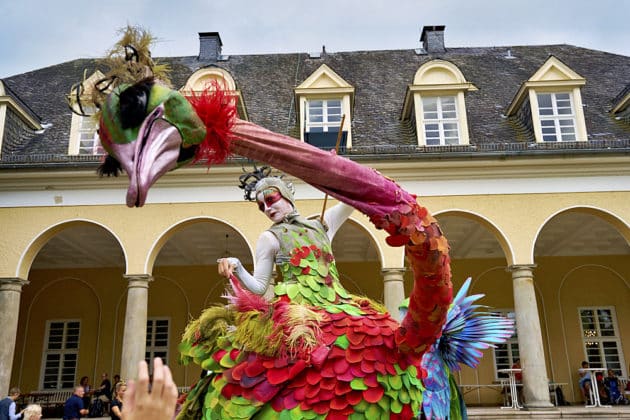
[257,188,293,223]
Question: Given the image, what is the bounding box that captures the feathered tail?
[417,278,515,420]
[438,278,515,373]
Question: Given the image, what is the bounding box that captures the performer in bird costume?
[73,26,514,419]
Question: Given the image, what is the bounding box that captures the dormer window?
[401,60,476,147]
[506,56,587,142]
[611,84,630,125]
[181,67,247,120]
[295,64,354,151]
[77,112,103,155]
[68,71,104,155]
[0,80,43,153]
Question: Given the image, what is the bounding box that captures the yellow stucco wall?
[4,189,629,405]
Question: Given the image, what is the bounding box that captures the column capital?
[123,274,153,289]
[0,277,29,292]
[507,264,537,278]
[381,268,406,281]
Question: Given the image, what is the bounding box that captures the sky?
[0,0,628,78]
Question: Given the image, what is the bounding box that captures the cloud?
[1,0,628,77]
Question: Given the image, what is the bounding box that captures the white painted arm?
[324,202,354,240]
[224,231,279,295]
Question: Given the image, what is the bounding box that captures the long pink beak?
[108,105,183,207]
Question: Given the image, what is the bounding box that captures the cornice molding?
[1,154,629,192]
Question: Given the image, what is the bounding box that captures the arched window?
[401,60,476,146]
[181,67,248,120]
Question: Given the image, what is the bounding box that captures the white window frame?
[536,92,577,142]
[40,319,81,390]
[491,309,519,380]
[77,113,103,155]
[146,317,170,369]
[420,95,461,146]
[578,306,626,376]
[305,98,343,133]
[68,106,103,155]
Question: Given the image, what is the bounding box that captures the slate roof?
[1,42,629,167]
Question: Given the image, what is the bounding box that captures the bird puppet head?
[69,26,237,207]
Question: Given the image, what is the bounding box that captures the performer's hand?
[123,357,177,420]
[217,257,237,279]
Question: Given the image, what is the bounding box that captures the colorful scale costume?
[78,27,515,419]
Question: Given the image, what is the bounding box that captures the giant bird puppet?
[73,27,514,419]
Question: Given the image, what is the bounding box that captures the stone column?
[508,265,554,409]
[382,268,406,321]
[0,277,28,396]
[120,275,152,381]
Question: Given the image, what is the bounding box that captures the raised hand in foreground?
[122,357,178,420]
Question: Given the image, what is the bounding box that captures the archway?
[14,221,126,394]
[535,207,630,402]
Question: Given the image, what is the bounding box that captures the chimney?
[420,25,446,54]
[198,32,222,61]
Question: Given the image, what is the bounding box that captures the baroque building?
[0,25,628,408]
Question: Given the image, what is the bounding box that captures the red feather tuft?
[186,81,237,165]
[223,275,270,314]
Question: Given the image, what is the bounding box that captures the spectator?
[512,359,522,382]
[511,359,524,403]
[123,358,178,420]
[21,405,41,420]
[63,386,88,420]
[109,381,126,420]
[595,371,609,404]
[78,376,92,409]
[112,374,121,392]
[604,369,629,405]
[578,361,592,403]
[96,373,112,402]
[0,387,24,420]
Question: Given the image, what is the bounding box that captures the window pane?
[309,100,323,108]
[422,97,437,110]
[557,106,572,115]
[511,343,520,359]
[537,93,552,108]
[443,123,459,133]
[424,111,438,120]
[441,96,456,107]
